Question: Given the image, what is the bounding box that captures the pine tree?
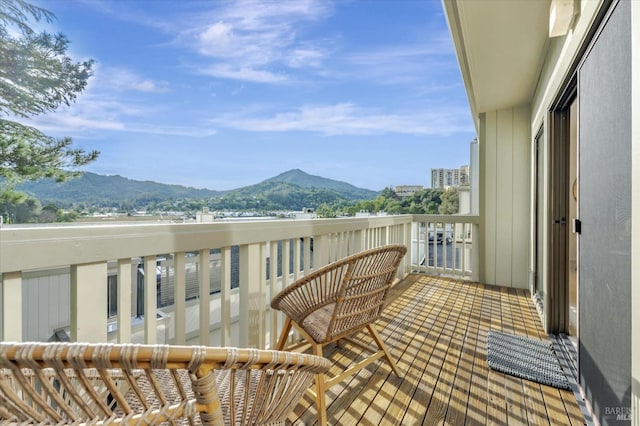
[0,0,98,214]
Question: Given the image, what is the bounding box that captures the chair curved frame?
[0,342,330,425]
[270,244,407,425]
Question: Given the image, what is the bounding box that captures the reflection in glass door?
[567,98,578,347]
[534,128,544,306]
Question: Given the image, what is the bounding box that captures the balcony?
[290,275,585,425]
[0,214,585,424]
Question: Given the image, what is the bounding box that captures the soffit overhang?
[442,0,550,132]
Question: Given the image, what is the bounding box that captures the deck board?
[287,275,586,425]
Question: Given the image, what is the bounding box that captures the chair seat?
[301,303,336,343]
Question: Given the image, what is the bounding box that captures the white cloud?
[27,111,217,138]
[198,64,287,84]
[98,67,171,93]
[18,66,214,138]
[180,0,332,83]
[210,103,474,136]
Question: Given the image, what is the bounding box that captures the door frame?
[549,82,576,334]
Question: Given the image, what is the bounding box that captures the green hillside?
[17,172,225,207]
[15,169,378,210]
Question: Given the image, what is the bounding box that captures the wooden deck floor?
[288,275,586,425]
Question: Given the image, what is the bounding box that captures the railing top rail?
[410,214,480,224]
[0,215,414,273]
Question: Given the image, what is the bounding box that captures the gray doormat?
[487,331,571,390]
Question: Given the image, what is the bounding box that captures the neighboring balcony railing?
[0,214,479,347]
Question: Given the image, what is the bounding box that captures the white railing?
[411,214,480,277]
[0,214,478,347]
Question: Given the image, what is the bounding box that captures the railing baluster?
[117,259,132,343]
[269,240,279,349]
[303,237,311,273]
[173,253,186,344]
[293,237,301,282]
[198,249,210,346]
[221,246,232,346]
[71,262,108,343]
[239,243,262,348]
[143,256,157,344]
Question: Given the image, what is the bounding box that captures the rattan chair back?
[0,342,330,425]
[270,244,407,426]
[271,244,407,344]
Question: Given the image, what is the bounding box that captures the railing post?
[2,271,22,341]
[403,222,412,275]
[239,243,263,348]
[198,249,210,346]
[472,223,481,282]
[117,259,132,343]
[71,262,107,343]
[315,234,331,269]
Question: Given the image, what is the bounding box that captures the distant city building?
[394,185,424,198]
[431,165,469,189]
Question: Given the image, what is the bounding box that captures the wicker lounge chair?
[0,342,330,425]
[270,244,407,426]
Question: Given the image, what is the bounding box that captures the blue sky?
[28,0,476,191]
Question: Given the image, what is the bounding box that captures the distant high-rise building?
[394,185,424,198]
[431,166,469,189]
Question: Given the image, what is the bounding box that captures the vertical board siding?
[483,111,498,285]
[481,106,531,288]
[513,105,531,288]
[496,108,514,287]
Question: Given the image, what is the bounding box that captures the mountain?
[17,172,225,207]
[16,169,378,209]
[238,169,378,201]
[199,169,379,211]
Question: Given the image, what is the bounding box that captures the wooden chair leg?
[367,324,402,377]
[275,317,292,350]
[312,342,328,426]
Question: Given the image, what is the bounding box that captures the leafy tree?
[0,0,98,211]
[316,203,336,218]
[0,193,39,223]
[380,187,398,200]
[438,187,459,214]
[38,203,58,222]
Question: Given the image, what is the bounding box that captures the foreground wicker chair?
[0,342,330,425]
[271,244,407,426]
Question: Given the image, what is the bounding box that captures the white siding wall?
[22,268,71,341]
[478,106,530,288]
